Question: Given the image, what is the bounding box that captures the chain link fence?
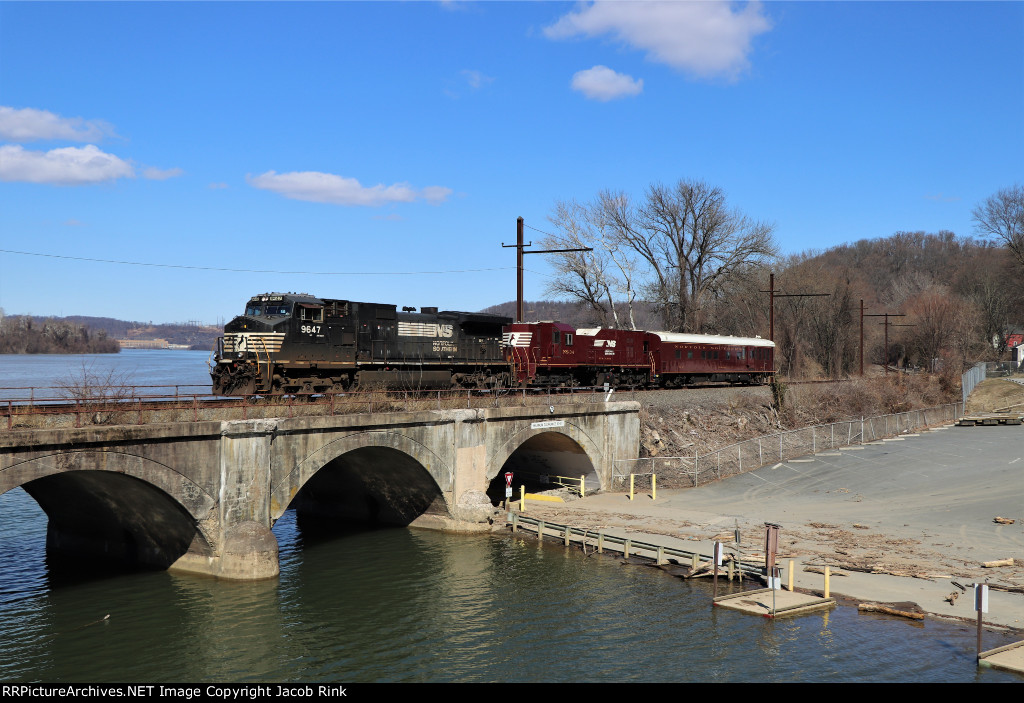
[617,401,964,489]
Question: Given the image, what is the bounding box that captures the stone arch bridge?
[0,402,639,579]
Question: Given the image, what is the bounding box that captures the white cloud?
[209,182,230,190]
[572,65,643,101]
[142,166,184,180]
[545,1,772,80]
[0,144,134,185]
[462,69,495,89]
[0,106,113,142]
[247,170,452,207]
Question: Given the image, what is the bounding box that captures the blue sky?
[1,1,1021,325]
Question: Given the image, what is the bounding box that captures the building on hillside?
[118,338,169,349]
[1006,329,1024,349]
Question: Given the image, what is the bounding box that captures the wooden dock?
[957,412,1023,427]
[713,587,835,619]
[979,639,1024,675]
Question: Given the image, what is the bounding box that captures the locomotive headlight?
[237,351,244,358]
[549,405,555,414]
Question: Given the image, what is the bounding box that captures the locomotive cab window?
[245,304,262,316]
[552,329,561,344]
[299,305,323,322]
[565,333,573,346]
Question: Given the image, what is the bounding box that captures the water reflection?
[0,486,1020,682]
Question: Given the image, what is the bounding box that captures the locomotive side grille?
[224,332,286,353]
[502,332,533,348]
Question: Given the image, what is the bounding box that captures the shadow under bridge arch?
[11,467,214,574]
[277,433,450,530]
[488,429,601,504]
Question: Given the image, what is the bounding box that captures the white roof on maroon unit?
[652,331,774,347]
[575,327,774,347]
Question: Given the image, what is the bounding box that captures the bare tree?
[603,179,778,331]
[544,179,777,333]
[973,185,1024,269]
[543,196,641,328]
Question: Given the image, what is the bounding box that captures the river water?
[0,352,1018,682]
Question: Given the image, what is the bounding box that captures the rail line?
[0,378,851,431]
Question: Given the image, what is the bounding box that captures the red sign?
[505,472,514,487]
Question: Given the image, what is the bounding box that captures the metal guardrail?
[507,513,763,580]
[617,401,964,488]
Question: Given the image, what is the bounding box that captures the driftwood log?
[858,603,924,620]
[803,566,848,577]
[982,558,1015,568]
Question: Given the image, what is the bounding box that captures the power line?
[523,222,560,239]
[0,249,511,276]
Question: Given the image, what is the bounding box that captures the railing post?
[580,474,585,498]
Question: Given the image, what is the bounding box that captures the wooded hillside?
[486,230,1023,378]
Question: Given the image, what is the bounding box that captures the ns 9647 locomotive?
[211,292,513,395]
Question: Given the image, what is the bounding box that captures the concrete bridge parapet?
[0,401,640,580]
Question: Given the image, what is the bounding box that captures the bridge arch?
[270,430,452,527]
[487,423,604,501]
[0,451,216,570]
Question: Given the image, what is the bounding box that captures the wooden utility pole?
[502,217,592,322]
[762,273,830,343]
[863,312,907,374]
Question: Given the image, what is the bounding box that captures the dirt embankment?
[634,374,961,489]
[964,377,1024,414]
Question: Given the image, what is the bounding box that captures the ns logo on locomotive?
[211,292,775,396]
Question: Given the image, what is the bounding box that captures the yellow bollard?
[629,474,634,500]
[520,484,525,513]
[580,474,585,498]
[652,474,656,501]
[824,566,830,598]
[788,559,794,591]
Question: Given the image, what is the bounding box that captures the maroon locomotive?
[503,321,774,388]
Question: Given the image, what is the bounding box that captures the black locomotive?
[211,292,512,395]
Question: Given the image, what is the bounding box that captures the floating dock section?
[713,588,835,619]
[979,640,1024,675]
